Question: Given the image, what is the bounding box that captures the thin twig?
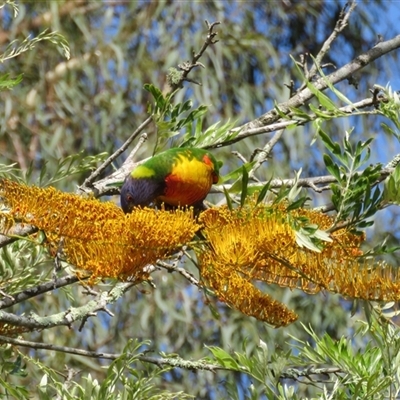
[248,129,285,180]
[78,118,152,192]
[0,290,14,301]
[284,79,295,98]
[0,282,136,330]
[231,151,248,164]
[123,132,149,167]
[305,2,357,85]
[169,21,220,91]
[78,312,97,332]
[157,253,202,288]
[385,153,400,169]
[55,366,80,400]
[234,34,400,136]
[0,275,81,310]
[6,334,224,371]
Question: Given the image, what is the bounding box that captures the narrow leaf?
[256,178,272,205]
[223,187,233,210]
[240,166,249,207]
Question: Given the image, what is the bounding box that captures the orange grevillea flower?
[197,203,400,327]
[0,179,199,283]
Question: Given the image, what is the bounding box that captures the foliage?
[10,340,193,400]
[0,29,70,63]
[320,128,383,232]
[207,306,400,399]
[144,83,239,152]
[1,1,400,399]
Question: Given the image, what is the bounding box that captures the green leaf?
[383,163,400,203]
[240,166,249,207]
[223,186,233,210]
[319,129,342,155]
[144,83,166,112]
[0,73,23,90]
[274,102,290,119]
[309,103,334,118]
[294,230,322,252]
[286,196,309,211]
[256,178,272,205]
[176,105,208,131]
[221,161,256,185]
[272,184,291,205]
[35,151,108,187]
[190,119,239,148]
[286,169,303,205]
[288,106,313,121]
[323,154,342,181]
[310,54,354,107]
[291,54,337,112]
[206,346,240,371]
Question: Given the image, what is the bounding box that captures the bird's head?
[120,175,163,213]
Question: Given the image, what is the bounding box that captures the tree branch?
[249,129,285,180]
[214,167,393,194]
[0,275,80,310]
[206,96,379,149]
[169,21,220,91]
[0,282,136,331]
[305,1,357,84]
[0,224,38,248]
[237,34,400,133]
[0,334,345,381]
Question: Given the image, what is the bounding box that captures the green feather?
[130,148,220,181]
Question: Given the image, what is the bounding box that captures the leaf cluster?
[13,340,192,400]
[0,349,28,399]
[320,128,383,232]
[377,84,400,139]
[206,307,400,400]
[144,83,239,152]
[207,341,291,400]
[0,29,70,64]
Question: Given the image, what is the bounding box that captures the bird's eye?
[127,194,134,202]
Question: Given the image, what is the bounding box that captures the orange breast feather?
[158,155,215,206]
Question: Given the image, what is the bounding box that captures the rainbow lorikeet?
[120,148,221,213]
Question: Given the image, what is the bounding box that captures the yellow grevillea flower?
[200,252,297,327]
[198,205,300,326]
[197,203,400,327]
[0,180,199,283]
[3,179,400,327]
